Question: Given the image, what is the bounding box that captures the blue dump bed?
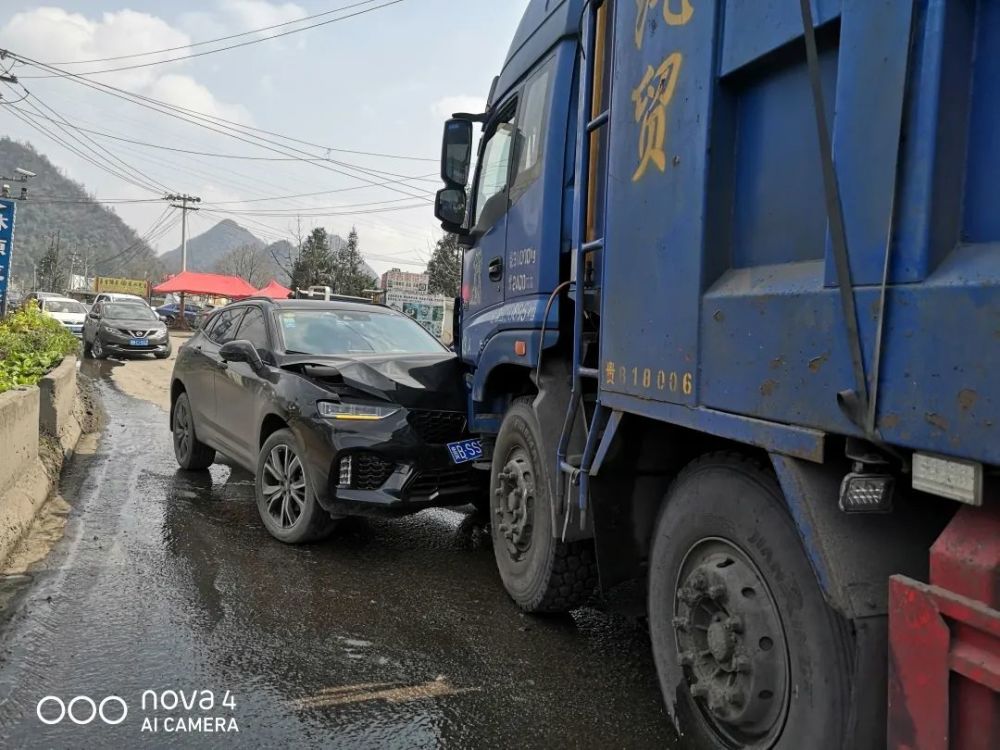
[597,0,1000,465]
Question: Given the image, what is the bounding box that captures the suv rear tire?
[255,429,337,544]
[172,391,216,470]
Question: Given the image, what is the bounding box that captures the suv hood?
[47,312,86,324]
[280,352,466,411]
[104,318,166,331]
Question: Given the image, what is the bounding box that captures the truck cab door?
[460,101,517,362]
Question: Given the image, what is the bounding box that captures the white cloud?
[179,0,307,51]
[219,0,306,34]
[431,95,486,120]
[147,74,251,123]
[3,8,192,89]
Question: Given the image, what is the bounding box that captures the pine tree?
[290,228,335,290]
[426,233,462,297]
[333,226,376,296]
[37,233,68,292]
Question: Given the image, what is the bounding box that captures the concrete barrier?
[38,356,81,455]
[0,387,39,491]
[0,386,44,564]
[0,355,83,565]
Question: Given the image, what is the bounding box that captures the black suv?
[169,298,483,543]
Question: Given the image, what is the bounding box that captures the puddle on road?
[2,495,72,577]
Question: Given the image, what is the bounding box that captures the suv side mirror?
[440,118,473,187]
[435,187,467,231]
[220,340,265,372]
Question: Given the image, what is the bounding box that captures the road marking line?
[292,678,480,710]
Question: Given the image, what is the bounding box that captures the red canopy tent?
[256,279,292,299]
[153,271,258,299]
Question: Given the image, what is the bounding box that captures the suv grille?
[353,453,394,491]
[406,410,467,444]
[407,466,476,499]
[337,452,394,491]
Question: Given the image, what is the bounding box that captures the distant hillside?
[159,218,263,272]
[0,138,165,287]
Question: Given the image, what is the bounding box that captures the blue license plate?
[447,439,483,464]
[129,338,149,347]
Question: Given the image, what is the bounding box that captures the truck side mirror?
[435,187,467,231]
[440,118,473,187]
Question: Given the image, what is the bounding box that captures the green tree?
[426,232,462,297]
[333,226,376,296]
[37,233,68,292]
[290,228,335,290]
[214,243,268,287]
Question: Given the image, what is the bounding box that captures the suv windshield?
[104,303,157,321]
[278,309,445,356]
[43,300,86,314]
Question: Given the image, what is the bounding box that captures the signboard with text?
[0,198,16,316]
[385,290,453,342]
[95,276,150,297]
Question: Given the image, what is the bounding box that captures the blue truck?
[435,1,999,747]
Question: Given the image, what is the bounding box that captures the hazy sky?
[0,1,529,273]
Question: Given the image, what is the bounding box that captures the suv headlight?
[317,401,399,421]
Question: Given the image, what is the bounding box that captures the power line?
[49,0,382,64]
[1,103,164,194]
[4,52,437,167]
[21,91,173,193]
[3,64,433,200]
[18,0,407,79]
[8,98,437,164]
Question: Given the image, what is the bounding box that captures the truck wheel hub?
[673,540,790,746]
[494,451,534,561]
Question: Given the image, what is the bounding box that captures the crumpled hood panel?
[280,352,466,411]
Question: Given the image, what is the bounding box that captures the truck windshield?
[278,310,446,356]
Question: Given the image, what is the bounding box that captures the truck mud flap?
[888,505,1000,750]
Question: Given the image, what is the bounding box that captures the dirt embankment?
[108,333,186,412]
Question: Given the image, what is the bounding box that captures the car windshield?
[104,303,156,321]
[43,300,86,314]
[279,309,445,356]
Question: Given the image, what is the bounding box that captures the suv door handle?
[488,257,504,281]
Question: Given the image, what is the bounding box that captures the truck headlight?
[317,401,399,421]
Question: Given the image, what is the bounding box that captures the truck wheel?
[648,453,853,749]
[490,398,597,613]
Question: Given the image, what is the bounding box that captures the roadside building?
[380,268,429,294]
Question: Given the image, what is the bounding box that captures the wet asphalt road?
[0,362,677,748]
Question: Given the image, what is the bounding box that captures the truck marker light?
[514,340,527,357]
[839,473,894,513]
[912,453,983,505]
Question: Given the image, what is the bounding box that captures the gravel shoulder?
[108,333,187,412]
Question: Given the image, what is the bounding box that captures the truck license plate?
[129,338,149,346]
[447,439,483,465]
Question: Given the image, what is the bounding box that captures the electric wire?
[49,0,382,64]
[19,0,408,79]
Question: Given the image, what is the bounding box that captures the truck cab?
[435,1,585,435]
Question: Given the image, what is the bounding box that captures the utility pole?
[165,194,201,271]
[165,194,201,327]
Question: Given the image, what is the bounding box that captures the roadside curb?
[0,356,92,567]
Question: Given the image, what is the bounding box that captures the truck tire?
[648,453,854,749]
[489,398,597,613]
